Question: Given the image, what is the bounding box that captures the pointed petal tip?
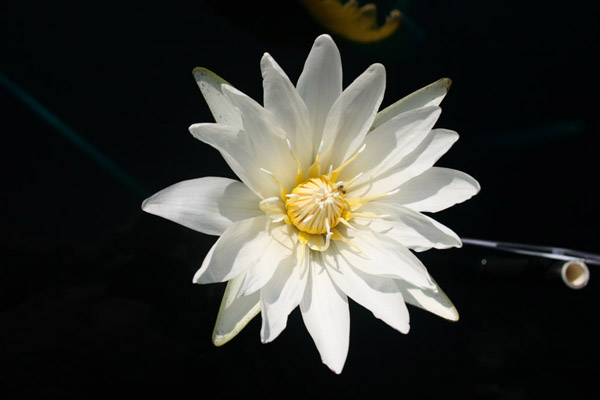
[188,122,216,141]
[192,268,205,285]
[473,178,482,194]
[213,306,260,346]
[140,197,151,212]
[437,304,460,322]
[220,83,243,99]
[192,66,205,76]
[311,34,340,55]
[260,52,273,66]
[440,77,452,91]
[140,196,161,215]
[212,333,230,347]
[260,332,276,344]
[367,62,386,77]
[315,33,334,43]
[399,322,411,334]
[260,53,287,78]
[325,360,345,375]
[188,122,201,133]
[213,326,250,347]
[450,308,460,321]
[192,66,230,84]
[391,319,411,334]
[260,318,282,345]
[192,67,229,86]
[444,129,460,144]
[460,171,482,199]
[192,271,217,285]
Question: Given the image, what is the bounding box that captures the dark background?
[1,0,598,398]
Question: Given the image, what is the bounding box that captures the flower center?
[285,176,346,235]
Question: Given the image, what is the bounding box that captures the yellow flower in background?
[301,0,401,43]
[142,34,479,373]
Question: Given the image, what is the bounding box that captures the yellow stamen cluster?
[285,176,346,234]
[259,141,384,253]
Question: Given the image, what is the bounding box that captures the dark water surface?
[1,1,599,398]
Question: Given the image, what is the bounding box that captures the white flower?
[142,34,480,373]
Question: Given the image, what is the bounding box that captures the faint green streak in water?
[0,71,149,198]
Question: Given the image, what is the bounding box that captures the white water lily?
[142,34,479,373]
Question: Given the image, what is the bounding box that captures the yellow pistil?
[285,176,345,234]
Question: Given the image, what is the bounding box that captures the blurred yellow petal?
[301,0,401,43]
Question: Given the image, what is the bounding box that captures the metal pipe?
[462,238,596,290]
[547,260,590,290]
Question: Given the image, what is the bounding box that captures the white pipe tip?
[560,260,590,290]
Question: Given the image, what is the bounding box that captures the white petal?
[326,255,410,333]
[193,216,269,284]
[300,252,350,374]
[259,197,287,221]
[189,123,278,199]
[321,63,386,169]
[260,244,309,343]
[396,277,459,321]
[328,225,435,290]
[392,167,481,213]
[142,177,261,236]
[372,78,451,130]
[352,202,462,252]
[237,223,297,297]
[192,67,243,128]
[296,34,343,147]
[261,53,313,169]
[341,106,441,184]
[222,85,298,192]
[351,128,459,197]
[212,272,261,346]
